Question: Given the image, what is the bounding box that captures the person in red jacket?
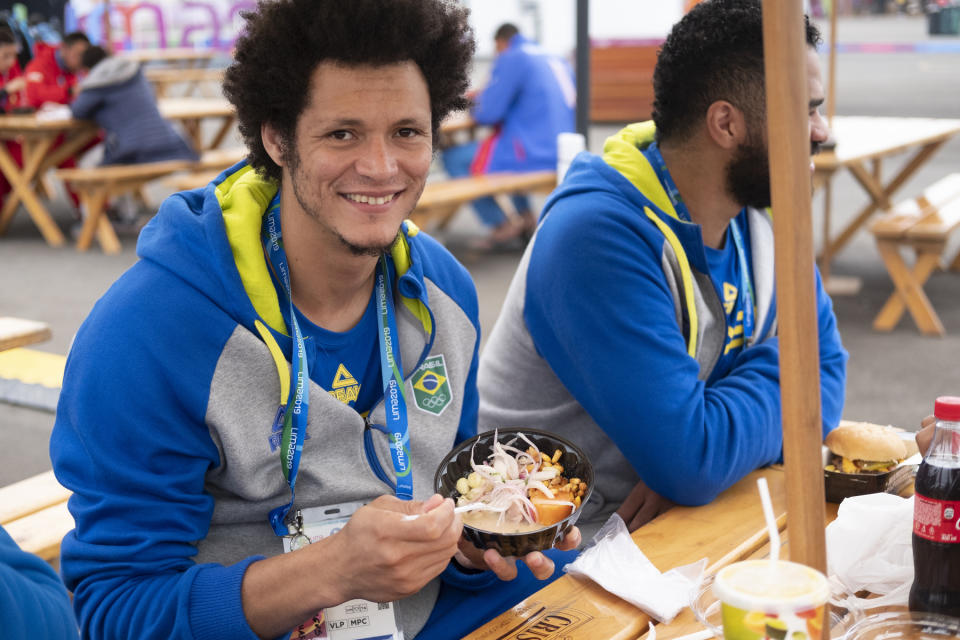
[0,27,27,209]
[22,32,91,212]
[0,28,26,112]
[24,32,89,108]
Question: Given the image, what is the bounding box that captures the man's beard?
[725,134,772,210]
[726,132,823,210]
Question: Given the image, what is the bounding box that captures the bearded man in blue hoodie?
[479,0,848,538]
[50,1,579,639]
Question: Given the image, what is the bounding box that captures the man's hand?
[454,526,582,581]
[241,494,461,639]
[4,77,26,94]
[616,478,675,532]
[916,414,936,457]
[322,494,462,603]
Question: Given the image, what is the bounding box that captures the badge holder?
[283,502,404,640]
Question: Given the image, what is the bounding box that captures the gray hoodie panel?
[479,210,776,539]
[198,278,476,638]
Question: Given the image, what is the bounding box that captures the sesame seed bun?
[825,420,908,462]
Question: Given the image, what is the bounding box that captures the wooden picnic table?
[0,114,99,246]
[145,67,224,98]
[158,97,236,153]
[119,47,218,68]
[0,99,235,245]
[0,317,52,352]
[813,115,960,283]
[464,466,828,640]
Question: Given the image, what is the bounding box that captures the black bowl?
[434,428,594,556]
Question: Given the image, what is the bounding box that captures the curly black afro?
[223,0,475,182]
[652,0,821,143]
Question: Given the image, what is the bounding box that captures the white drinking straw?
[757,477,780,564]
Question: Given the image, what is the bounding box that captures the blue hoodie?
[0,526,77,639]
[471,34,576,173]
[479,123,848,531]
[50,162,491,639]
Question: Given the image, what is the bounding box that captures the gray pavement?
[1,14,959,487]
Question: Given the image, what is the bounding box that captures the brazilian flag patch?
[411,354,452,416]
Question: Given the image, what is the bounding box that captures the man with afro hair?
[51,1,579,638]
[479,0,847,538]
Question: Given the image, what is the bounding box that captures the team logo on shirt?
[411,354,452,416]
[723,282,745,355]
[328,364,360,404]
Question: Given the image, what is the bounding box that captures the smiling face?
[265,61,433,257]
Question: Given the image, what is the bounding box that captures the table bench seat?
[56,148,246,254]
[0,470,73,563]
[410,171,557,231]
[870,172,960,336]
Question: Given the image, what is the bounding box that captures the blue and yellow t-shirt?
[703,215,754,383]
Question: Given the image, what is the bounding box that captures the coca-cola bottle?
[910,395,960,617]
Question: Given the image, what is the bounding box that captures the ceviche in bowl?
[434,428,594,556]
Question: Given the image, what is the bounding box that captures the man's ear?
[704,100,748,151]
[261,122,286,168]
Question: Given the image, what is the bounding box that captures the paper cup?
[713,560,830,640]
[557,132,586,180]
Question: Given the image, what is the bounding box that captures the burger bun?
[825,420,908,462]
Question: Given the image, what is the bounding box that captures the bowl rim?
[434,427,595,538]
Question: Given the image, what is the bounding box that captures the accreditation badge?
[283,503,404,640]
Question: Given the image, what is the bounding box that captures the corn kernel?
[467,472,483,488]
[552,449,562,463]
[570,478,580,485]
[455,477,470,495]
[574,496,581,506]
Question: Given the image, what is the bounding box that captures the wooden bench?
[0,471,73,563]
[56,148,246,254]
[870,172,960,336]
[145,67,224,98]
[410,170,557,231]
[0,317,51,352]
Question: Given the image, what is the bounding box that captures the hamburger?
[824,420,917,474]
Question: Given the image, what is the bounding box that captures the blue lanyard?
[261,193,412,538]
[645,141,755,342]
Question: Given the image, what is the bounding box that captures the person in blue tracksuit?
[442,23,576,248]
[49,2,579,639]
[0,525,77,639]
[478,0,848,539]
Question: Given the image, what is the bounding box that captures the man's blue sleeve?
[50,267,266,640]
[0,526,77,639]
[472,53,524,126]
[523,196,844,505]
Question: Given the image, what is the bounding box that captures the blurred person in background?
[23,30,87,108]
[0,27,27,212]
[441,22,575,249]
[67,45,198,228]
[478,0,847,538]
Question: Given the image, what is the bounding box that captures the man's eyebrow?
[309,117,431,129]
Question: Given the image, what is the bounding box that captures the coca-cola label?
[914,492,960,543]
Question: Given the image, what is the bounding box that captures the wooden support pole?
[762,1,827,573]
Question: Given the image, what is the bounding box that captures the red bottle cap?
[934,396,960,421]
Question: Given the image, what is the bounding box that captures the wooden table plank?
[465,468,787,640]
[0,317,51,352]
